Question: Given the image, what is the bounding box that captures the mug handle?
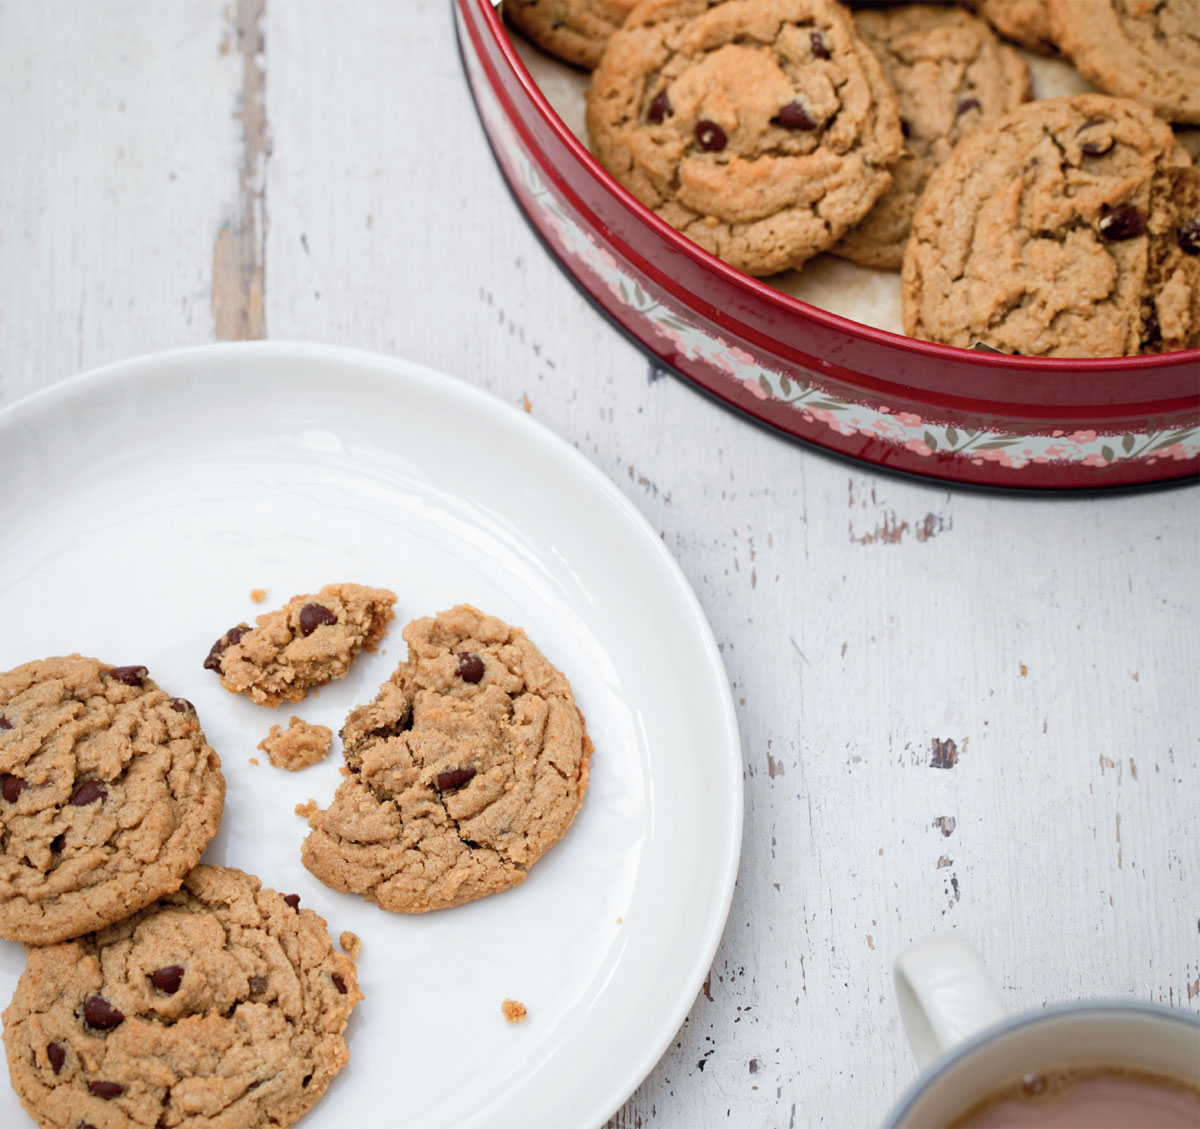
[894,934,1007,1069]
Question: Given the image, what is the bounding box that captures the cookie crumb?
[250,588,268,603]
[339,930,363,959]
[339,765,351,777]
[616,916,623,924]
[502,999,527,1024]
[259,717,333,771]
[249,757,259,766]
[295,799,319,819]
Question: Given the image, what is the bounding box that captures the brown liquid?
[950,1066,1200,1128]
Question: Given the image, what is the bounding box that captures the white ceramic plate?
[0,343,742,1129]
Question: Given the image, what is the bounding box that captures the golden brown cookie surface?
[203,582,395,707]
[833,4,1031,270]
[586,0,903,276]
[1048,0,1200,125]
[2,864,360,1129]
[0,656,224,945]
[302,605,592,913]
[504,0,639,68]
[963,0,1057,53]
[902,94,1199,356]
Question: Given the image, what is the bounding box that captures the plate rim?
[0,340,746,1129]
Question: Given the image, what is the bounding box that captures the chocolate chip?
[51,833,66,853]
[775,101,817,131]
[150,965,184,994]
[301,1074,313,1088]
[971,342,1008,353]
[0,716,12,730]
[169,698,194,714]
[810,29,829,58]
[437,767,476,792]
[332,973,347,994]
[1099,202,1146,241]
[47,1042,65,1073]
[1178,218,1200,256]
[283,894,300,911]
[88,1080,124,1099]
[694,120,727,152]
[1143,308,1162,347]
[80,1123,100,1129]
[204,624,248,671]
[647,90,672,124]
[1,774,26,803]
[1080,137,1112,156]
[249,974,268,993]
[455,653,485,683]
[298,603,338,636]
[82,995,124,1031]
[248,1080,263,1091]
[900,118,911,138]
[108,665,147,687]
[69,780,107,806]
[957,97,981,115]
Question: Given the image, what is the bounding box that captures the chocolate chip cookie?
[832,4,1031,270]
[302,605,592,914]
[586,0,904,276]
[2,864,360,1129]
[505,0,639,69]
[0,656,225,946]
[204,583,396,707]
[962,0,1057,54]
[902,94,1199,356]
[1048,0,1200,125]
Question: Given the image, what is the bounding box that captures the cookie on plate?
[302,605,593,913]
[586,0,904,276]
[1048,0,1200,125]
[504,0,639,69]
[902,94,1199,356]
[0,656,225,945]
[2,864,360,1129]
[832,4,1031,270]
[961,0,1057,54]
[204,582,396,707]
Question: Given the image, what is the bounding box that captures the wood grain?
[1,5,1196,1127]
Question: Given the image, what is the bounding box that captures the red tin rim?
[470,0,1200,379]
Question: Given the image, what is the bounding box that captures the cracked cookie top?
[831,4,1031,270]
[0,656,225,945]
[585,0,904,276]
[902,94,1199,357]
[2,864,359,1129]
[302,605,592,914]
[203,583,396,708]
[504,0,639,69]
[1048,0,1200,125]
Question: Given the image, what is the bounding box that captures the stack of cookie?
[0,656,360,1129]
[503,0,1200,357]
[0,587,591,1127]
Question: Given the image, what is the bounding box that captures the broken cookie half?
[203,583,396,707]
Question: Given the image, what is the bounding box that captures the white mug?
[884,934,1200,1128]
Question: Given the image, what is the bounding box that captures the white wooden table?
[2,4,1197,1127]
